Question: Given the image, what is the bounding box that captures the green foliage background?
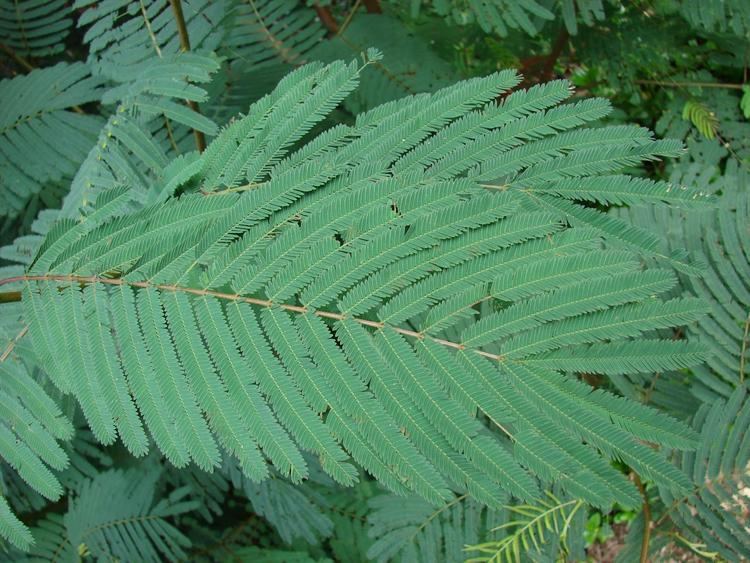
[0,0,748,561]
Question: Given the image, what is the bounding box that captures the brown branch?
[518,28,568,86]
[0,290,21,303]
[542,28,569,81]
[633,473,652,563]
[314,4,339,34]
[518,54,546,70]
[168,0,206,152]
[0,274,505,362]
[635,79,745,90]
[169,0,192,57]
[0,43,33,71]
[362,0,382,13]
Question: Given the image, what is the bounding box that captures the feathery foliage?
[680,0,750,36]
[310,14,455,112]
[0,0,746,560]
[0,63,104,225]
[619,165,750,404]
[367,493,502,562]
[10,52,706,545]
[465,492,584,562]
[0,0,73,57]
[660,385,750,560]
[22,468,198,561]
[410,0,609,36]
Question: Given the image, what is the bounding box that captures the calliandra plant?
[0,1,748,561]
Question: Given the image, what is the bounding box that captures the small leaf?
[682,99,718,139]
[741,85,750,119]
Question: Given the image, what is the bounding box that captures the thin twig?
[413,494,467,538]
[338,0,362,35]
[635,79,745,90]
[164,116,180,154]
[144,1,182,153]
[190,513,259,559]
[0,274,505,363]
[169,0,207,152]
[201,181,264,195]
[249,0,299,64]
[0,43,33,71]
[542,28,569,82]
[0,326,28,363]
[314,4,339,34]
[362,0,382,13]
[642,371,661,405]
[633,473,652,563]
[740,312,750,383]
[140,0,163,57]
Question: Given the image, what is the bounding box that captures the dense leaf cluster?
[0,1,748,561]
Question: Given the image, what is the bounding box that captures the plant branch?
[519,28,568,85]
[169,0,207,152]
[190,513,260,559]
[0,290,21,303]
[339,0,362,35]
[0,43,33,71]
[362,0,382,13]
[314,4,339,34]
[140,0,163,57]
[542,28,569,81]
[633,472,652,563]
[413,494,467,539]
[635,79,745,90]
[249,0,300,64]
[0,274,505,362]
[169,0,192,57]
[164,116,180,154]
[0,326,28,363]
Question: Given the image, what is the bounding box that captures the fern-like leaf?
[15,59,706,513]
[660,385,750,560]
[0,0,72,57]
[0,63,104,222]
[25,469,198,562]
[465,492,584,563]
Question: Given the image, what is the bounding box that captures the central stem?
[0,274,503,362]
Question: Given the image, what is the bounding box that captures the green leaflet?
[0,495,33,551]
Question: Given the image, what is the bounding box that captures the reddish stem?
[314,5,339,34]
[363,0,382,13]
